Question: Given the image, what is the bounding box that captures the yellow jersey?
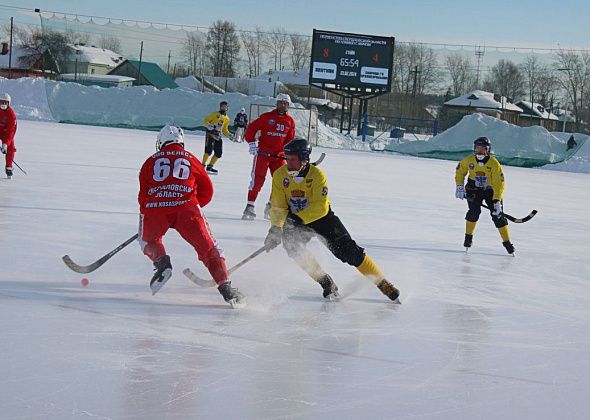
[270,164,331,227]
[455,154,505,201]
[203,111,231,137]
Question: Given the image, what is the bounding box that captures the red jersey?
[244,109,295,154]
[138,144,213,214]
[0,107,17,143]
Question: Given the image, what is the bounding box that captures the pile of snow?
[254,69,309,85]
[542,132,590,173]
[204,76,285,97]
[385,113,584,167]
[0,77,54,121]
[175,75,208,92]
[0,76,363,151]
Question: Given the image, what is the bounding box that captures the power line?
[2,3,590,53]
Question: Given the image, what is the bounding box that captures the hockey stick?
[479,202,538,224]
[62,233,139,273]
[12,160,27,175]
[183,245,267,287]
[258,151,326,166]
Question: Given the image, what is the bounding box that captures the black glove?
[264,226,282,252]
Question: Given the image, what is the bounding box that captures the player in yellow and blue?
[202,101,232,174]
[263,138,400,302]
[455,136,515,255]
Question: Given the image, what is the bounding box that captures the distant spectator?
[567,135,577,151]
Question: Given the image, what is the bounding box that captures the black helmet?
[220,100,228,106]
[284,138,311,162]
[474,136,491,151]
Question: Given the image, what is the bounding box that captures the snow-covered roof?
[0,46,36,69]
[516,101,559,120]
[66,45,125,67]
[444,90,523,112]
[58,74,135,83]
[553,108,576,123]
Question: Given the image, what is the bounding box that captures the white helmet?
[276,93,291,104]
[240,107,245,113]
[0,93,11,103]
[156,125,184,151]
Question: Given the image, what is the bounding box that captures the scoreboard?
[309,29,394,91]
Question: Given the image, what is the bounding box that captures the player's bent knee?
[331,240,365,267]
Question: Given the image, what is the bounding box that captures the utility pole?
[475,45,485,88]
[8,17,13,79]
[167,50,171,74]
[137,41,144,85]
[410,65,421,118]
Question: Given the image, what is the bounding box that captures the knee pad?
[466,208,481,222]
[330,238,365,267]
[492,215,508,228]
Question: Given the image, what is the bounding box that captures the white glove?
[0,143,6,154]
[248,142,258,156]
[455,185,465,200]
[206,123,215,131]
[492,200,503,216]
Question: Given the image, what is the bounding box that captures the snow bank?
[385,113,585,167]
[541,132,590,173]
[0,76,364,151]
[0,77,54,121]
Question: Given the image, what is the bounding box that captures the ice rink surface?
[1,121,589,419]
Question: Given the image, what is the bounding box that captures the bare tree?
[241,30,258,77]
[519,54,555,104]
[206,20,241,77]
[445,52,475,95]
[98,33,122,54]
[64,28,91,46]
[289,32,310,71]
[265,27,289,71]
[484,59,525,100]
[554,50,590,131]
[181,32,206,77]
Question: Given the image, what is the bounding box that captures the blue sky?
[2,0,589,49]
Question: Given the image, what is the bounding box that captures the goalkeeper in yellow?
[455,136,515,255]
[263,138,400,302]
[202,100,232,174]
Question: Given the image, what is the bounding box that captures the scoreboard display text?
[309,29,394,89]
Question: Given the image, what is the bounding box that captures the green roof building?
[108,59,178,89]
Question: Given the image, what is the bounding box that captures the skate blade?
[228,297,246,308]
[150,269,172,296]
[324,291,340,301]
[241,215,255,221]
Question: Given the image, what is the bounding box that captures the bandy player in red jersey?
[0,93,17,179]
[138,125,244,306]
[242,93,295,220]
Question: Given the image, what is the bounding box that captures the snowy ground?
[1,121,589,419]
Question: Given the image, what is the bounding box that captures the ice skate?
[464,233,473,251]
[242,203,256,220]
[150,255,172,296]
[377,279,400,303]
[318,274,339,300]
[218,281,245,308]
[264,202,272,220]
[502,240,515,256]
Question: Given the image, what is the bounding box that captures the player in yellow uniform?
[455,136,515,255]
[263,138,400,302]
[202,101,232,174]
